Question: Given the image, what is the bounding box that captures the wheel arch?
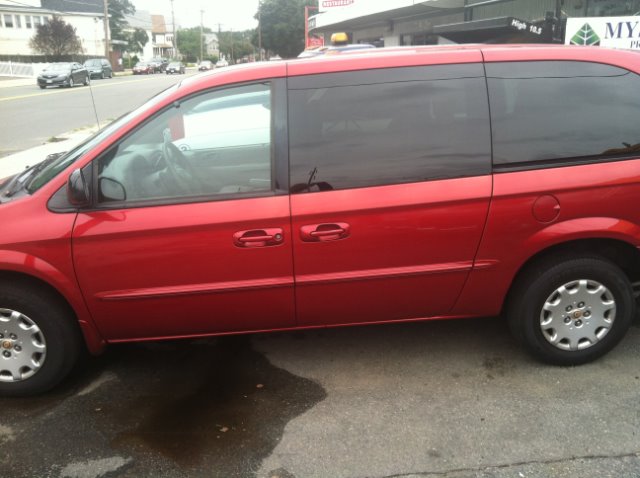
[0,269,106,355]
[504,237,640,315]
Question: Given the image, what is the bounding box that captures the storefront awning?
[433,16,552,43]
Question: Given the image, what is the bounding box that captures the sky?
[131,0,261,31]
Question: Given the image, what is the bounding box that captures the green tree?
[177,27,211,62]
[219,31,255,63]
[126,27,149,54]
[29,15,82,59]
[108,0,136,43]
[254,0,314,58]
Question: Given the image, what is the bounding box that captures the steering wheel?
[161,128,201,193]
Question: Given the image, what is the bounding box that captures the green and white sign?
[565,16,640,50]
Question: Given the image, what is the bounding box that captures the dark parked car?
[149,58,168,72]
[133,62,154,75]
[166,62,185,74]
[4,45,640,396]
[37,62,90,89]
[83,58,113,79]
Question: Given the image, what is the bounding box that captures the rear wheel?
[84,75,90,86]
[0,283,82,396]
[507,256,635,365]
[68,77,74,88]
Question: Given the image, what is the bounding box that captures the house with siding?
[0,0,108,57]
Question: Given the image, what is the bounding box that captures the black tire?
[68,77,74,88]
[507,256,635,365]
[0,282,82,396]
[39,85,45,89]
[84,75,90,86]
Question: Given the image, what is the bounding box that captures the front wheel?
[507,256,635,365]
[84,75,90,86]
[0,283,82,396]
[68,77,74,88]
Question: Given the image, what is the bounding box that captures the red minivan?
[1,45,639,395]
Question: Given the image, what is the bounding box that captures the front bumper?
[37,77,68,87]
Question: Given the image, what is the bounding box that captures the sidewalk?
[0,129,94,178]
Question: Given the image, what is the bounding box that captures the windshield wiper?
[3,151,66,198]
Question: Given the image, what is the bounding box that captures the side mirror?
[67,169,91,207]
[99,177,126,202]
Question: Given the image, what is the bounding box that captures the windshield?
[45,64,71,72]
[84,59,100,66]
[26,83,180,193]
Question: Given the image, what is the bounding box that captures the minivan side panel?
[291,177,492,325]
[73,196,296,340]
[452,159,640,317]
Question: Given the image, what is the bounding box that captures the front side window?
[288,64,491,192]
[97,83,273,205]
[488,61,640,167]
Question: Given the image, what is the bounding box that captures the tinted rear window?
[288,64,491,192]
[487,61,640,167]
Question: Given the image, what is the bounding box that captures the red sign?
[308,36,325,47]
[322,0,354,7]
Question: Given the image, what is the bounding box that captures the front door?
[73,81,295,341]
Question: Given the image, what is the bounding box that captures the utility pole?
[103,0,109,59]
[200,9,204,62]
[258,1,262,61]
[171,0,178,59]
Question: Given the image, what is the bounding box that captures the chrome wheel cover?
[540,279,616,351]
[0,309,46,382]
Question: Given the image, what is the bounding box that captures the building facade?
[124,10,153,61]
[310,0,640,47]
[151,14,174,59]
[0,0,108,57]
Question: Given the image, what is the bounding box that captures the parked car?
[216,58,229,68]
[3,44,640,396]
[83,58,113,79]
[166,62,185,75]
[149,58,168,72]
[198,60,213,71]
[133,61,154,75]
[37,62,90,89]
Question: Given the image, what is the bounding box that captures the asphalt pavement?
[1,317,640,478]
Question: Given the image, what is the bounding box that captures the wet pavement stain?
[110,336,327,477]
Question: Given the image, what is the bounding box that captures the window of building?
[97,83,273,205]
[288,64,491,192]
[487,61,640,167]
[4,15,14,28]
[43,16,49,24]
[33,16,42,27]
[25,15,32,28]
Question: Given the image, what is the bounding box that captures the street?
[2,317,640,478]
[0,72,197,158]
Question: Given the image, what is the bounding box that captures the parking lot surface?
[1,316,640,477]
